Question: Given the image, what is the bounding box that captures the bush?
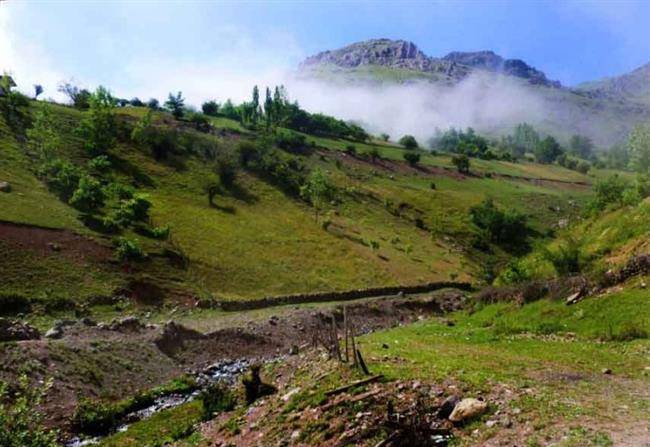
[470,199,529,248]
[543,237,583,275]
[0,292,31,315]
[72,398,120,435]
[399,135,418,149]
[0,375,58,447]
[87,155,112,173]
[189,113,211,132]
[345,144,356,155]
[202,100,220,117]
[368,147,381,161]
[452,154,470,174]
[114,237,146,261]
[215,156,238,189]
[589,174,629,211]
[75,86,117,157]
[38,158,82,200]
[500,260,531,284]
[199,383,236,421]
[69,176,106,212]
[274,130,308,154]
[403,151,420,166]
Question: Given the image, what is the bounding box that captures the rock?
[448,398,488,423]
[485,419,498,428]
[0,318,40,341]
[110,316,143,332]
[437,394,461,419]
[565,291,583,305]
[0,181,11,193]
[45,327,63,339]
[382,343,390,349]
[641,282,647,289]
[602,368,612,375]
[81,317,97,326]
[282,387,301,402]
[288,345,299,355]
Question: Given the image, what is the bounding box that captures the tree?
[535,136,563,163]
[512,123,540,155]
[33,84,44,99]
[452,154,470,174]
[26,105,60,160]
[300,168,335,221]
[69,176,105,211]
[57,81,91,109]
[202,100,219,116]
[380,133,390,142]
[0,74,29,130]
[569,134,594,159]
[403,152,420,166]
[399,135,418,149]
[147,98,160,110]
[628,123,650,173]
[264,87,273,128]
[251,85,260,124]
[470,199,529,248]
[129,97,144,107]
[76,86,117,157]
[165,91,185,119]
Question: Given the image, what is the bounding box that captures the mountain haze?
[296,39,650,147]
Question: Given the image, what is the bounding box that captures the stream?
[65,358,253,447]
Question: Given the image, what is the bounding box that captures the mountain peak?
[300,39,561,88]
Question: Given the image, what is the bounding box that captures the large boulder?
[0,318,40,341]
[448,398,488,423]
[0,181,11,193]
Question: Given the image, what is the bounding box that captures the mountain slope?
[297,39,650,147]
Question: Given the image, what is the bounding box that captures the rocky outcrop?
[300,39,561,87]
[0,318,40,341]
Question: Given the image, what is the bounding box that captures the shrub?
[274,130,308,154]
[403,151,420,166]
[590,174,628,211]
[0,375,58,447]
[470,199,529,248]
[199,384,236,421]
[368,147,381,161]
[500,260,531,284]
[75,86,117,157]
[0,292,31,315]
[114,237,145,261]
[38,158,82,200]
[69,176,106,212]
[542,237,583,275]
[345,144,356,155]
[202,100,219,116]
[215,156,238,189]
[452,154,470,174]
[72,398,120,435]
[87,155,111,173]
[189,113,211,132]
[399,135,418,149]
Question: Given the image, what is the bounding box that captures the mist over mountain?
[292,39,650,148]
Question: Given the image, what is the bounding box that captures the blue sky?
[2,0,649,104]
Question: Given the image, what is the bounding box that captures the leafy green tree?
[165,91,185,119]
[0,375,58,447]
[146,98,159,110]
[27,105,60,161]
[300,168,335,221]
[57,81,91,109]
[380,133,390,142]
[569,134,594,159]
[129,97,144,107]
[403,151,420,166]
[469,199,529,248]
[251,85,260,124]
[202,100,219,116]
[452,154,470,174]
[512,123,540,155]
[534,136,563,163]
[76,86,117,157]
[33,84,43,99]
[69,175,105,211]
[0,74,29,130]
[628,122,650,173]
[399,135,418,149]
[591,174,629,210]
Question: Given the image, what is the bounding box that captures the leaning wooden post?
[331,313,342,362]
[350,321,358,367]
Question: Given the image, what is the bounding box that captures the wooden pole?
[343,306,349,363]
[331,314,342,362]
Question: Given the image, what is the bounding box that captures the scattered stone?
[512,407,522,415]
[47,242,61,251]
[45,327,63,339]
[449,398,488,423]
[602,368,612,375]
[641,281,647,289]
[282,387,300,402]
[565,291,583,305]
[382,343,390,349]
[0,181,11,193]
[437,394,461,419]
[485,419,498,428]
[501,416,513,428]
[110,316,143,332]
[0,318,40,341]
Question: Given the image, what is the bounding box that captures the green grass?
[98,400,203,447]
